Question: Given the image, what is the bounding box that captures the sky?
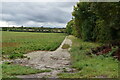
[0,0,79,28]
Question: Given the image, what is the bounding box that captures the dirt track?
[16,36,74,78]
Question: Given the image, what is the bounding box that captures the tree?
[66,2,120,43]
[66,20,73,35]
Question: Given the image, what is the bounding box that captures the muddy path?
[16,36,74,78]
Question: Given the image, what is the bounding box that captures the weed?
[62,44,70,49]
[8,52,25,59]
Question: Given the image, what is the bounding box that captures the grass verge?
[2,63,51,79]
[58,36,119,78]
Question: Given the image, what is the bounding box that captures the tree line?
[1,27,66,33]
[66,2,120,43]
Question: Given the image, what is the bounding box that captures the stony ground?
[13,36,75,78]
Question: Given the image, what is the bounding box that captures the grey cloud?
[1,2,76,27]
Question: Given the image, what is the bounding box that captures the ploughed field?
[2,31,66,58]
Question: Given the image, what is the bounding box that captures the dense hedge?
[66,2,120,43]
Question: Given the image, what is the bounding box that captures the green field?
[2,31,66,58]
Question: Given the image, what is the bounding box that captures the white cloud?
[0,21,20,27]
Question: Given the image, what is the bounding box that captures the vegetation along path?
[16,36,73,78]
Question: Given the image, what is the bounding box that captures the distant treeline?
[66,2,120,43]
[1,27,66,33]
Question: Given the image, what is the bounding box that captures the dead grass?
[62,44,70,49]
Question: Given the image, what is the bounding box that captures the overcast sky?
[0,1,78,28]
